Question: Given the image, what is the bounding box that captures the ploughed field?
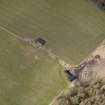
[0,0,105,105]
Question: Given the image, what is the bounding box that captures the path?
[0,24,69,68]
[49,39,105,105]
[0,25,24,41]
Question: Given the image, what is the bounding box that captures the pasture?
[0,31,66,105]
[0,0,105,105]
[0,0,105,63]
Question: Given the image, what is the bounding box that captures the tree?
[55,79,105,105]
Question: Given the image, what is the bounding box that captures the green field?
[0,0,105,105]
[0,31,66,105]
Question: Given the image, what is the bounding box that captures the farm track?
[1,23,105,105]
[0,25,23,41]
[49,39,105,105]
[0,24,69,68]
[1,1,105,105]
[0,23,69,105]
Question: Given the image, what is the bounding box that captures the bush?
[56,80,105,105]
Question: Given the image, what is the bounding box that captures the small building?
[35,37,47,46]
[64,70,77,81]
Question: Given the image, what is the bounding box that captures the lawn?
[0,0,105,105]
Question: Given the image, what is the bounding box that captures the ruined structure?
[64,55,105,86]
[35,37,47,46]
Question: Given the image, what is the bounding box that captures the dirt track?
[78,57,105,84]
[78,42,105,85]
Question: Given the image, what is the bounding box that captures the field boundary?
[49,82,75,105]
[49,88,66,105]
[0,25,24,41]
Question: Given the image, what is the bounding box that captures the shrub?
[55,80,105,105]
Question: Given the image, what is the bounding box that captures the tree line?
[54,79,105,105]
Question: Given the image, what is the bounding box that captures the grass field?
[0,0,105,105]
[0,0,105,63]
[0,31,66,105]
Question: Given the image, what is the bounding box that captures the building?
[35,37,47,46]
